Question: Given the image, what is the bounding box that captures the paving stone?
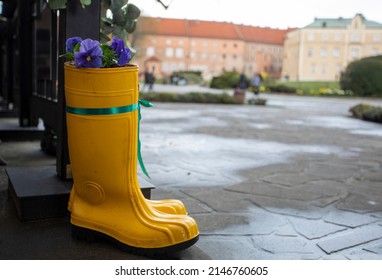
[184,187,253,212]
[249,195,326,219]
[252,235,318,255]
[294,180,349,207]
[317,225,382,254]
[304,162,359,181]
[261,173,314,187]
[200,210,288,235]
[288,217,347,240]
[194,213,248,233]
[226,181,323,202]
[363,244,382,254]
[348,180,382,197]
[345,251,382,260]
[337,194,382,213]
[274,224,299,237]
[324,210,382,228]
[197,236,257,260]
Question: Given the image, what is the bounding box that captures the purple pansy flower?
[110,36,131,66]
[74,39,103,68]
[66,37,82,53]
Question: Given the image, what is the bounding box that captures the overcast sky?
[130,0,382,29]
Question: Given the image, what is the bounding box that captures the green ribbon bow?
[66,99,153,178]
[137,99,153,178]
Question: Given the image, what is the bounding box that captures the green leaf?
[124,20,137,34]
[129,46,136,61]
[112,9,126,26]
[60,53,74,61]
[111,0,128,12]
[73,42,81,53]
[100,45,117,67]
[125,3,140,20]
[48,0,67,9]
[113,26,127,40]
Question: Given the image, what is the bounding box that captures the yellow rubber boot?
[65,64,198,255]
[68,188,187,215]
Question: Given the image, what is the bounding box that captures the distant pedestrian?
[143,69,155,92]
[251,72,263,95]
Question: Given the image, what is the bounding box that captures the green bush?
[139,92,237,104]
[340,56,382,97]
[349,103,382,123]
[268,85,296,94]
[210,71,248,89]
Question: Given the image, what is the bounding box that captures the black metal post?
[17,0,34,127]
[56,1,101,179]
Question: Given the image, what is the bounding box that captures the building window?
[321,64,326,74]
[351,48,360,58]
[320,48,328,58]
[178,40,184,45]
[162,63,168,72]
[322,33,329,41]
[307,48,313,57]
[190,51,196,59]
[165,48,174,57]
[146,47,155,57]
[373,34,381,42]
[307,33,315,41]
[372,49,380,56]
[311,63,316,74]
[166,39,172,45]
[333,48,340,58]
[350,33,361,42]
[178,63,186,70]
[175,48,184,58]
[334,34,341,42]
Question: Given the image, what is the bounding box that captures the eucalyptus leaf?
[48,0,67,10]
[125,4,140,20]
[128,46,136,61]
[113,26,127,40]
[124,20,137,34]
[111,0,128,12]
[113,9,126,26]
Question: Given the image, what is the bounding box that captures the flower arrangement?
[63,36,133,68]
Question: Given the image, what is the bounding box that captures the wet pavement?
[1,92,382,259]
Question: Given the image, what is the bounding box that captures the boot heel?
[71,225,98,242]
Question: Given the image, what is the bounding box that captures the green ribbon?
[137,99,153,178]
[66,99,153,178]
[66,104,139,116]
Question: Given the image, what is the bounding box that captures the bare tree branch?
[156,0,170,9]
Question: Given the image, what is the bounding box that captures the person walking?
[251,72,263,95]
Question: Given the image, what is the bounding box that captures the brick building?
[131,17,290,81]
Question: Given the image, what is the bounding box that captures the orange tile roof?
[237,25,292,45]
[137,17,291,45]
